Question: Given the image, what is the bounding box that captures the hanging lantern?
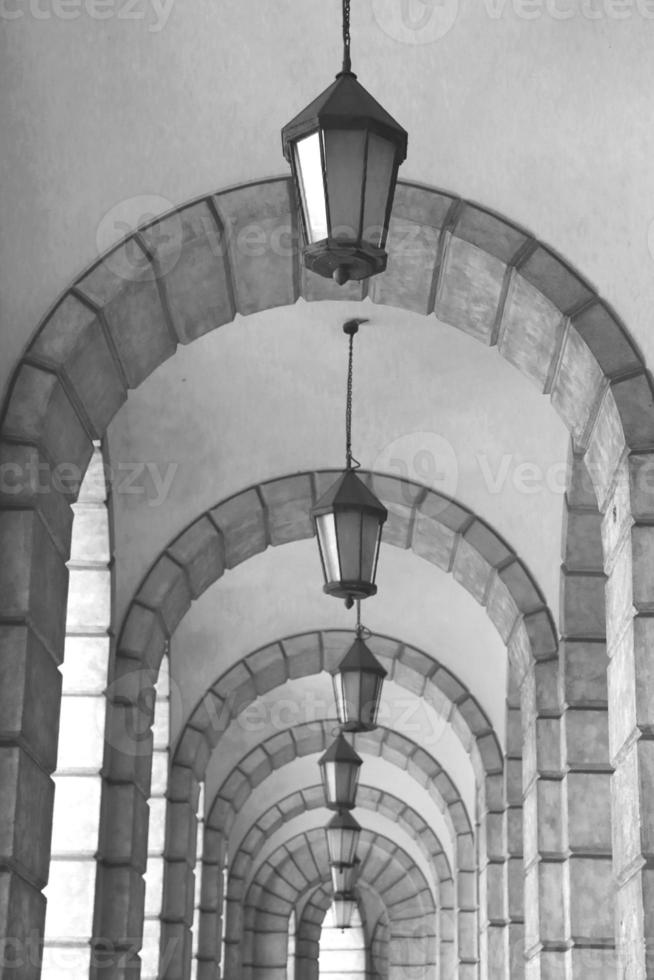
[319,734,362,810]
[330,858,360,894]
[332,891,357,932]
[326,810,361,867]
[311,320,387,609]
[334,633,387,732]
[282,0,407,285]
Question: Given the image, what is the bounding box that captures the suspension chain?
[342,0,351,73]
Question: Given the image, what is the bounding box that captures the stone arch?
[203,720,471,976]
[1,176,652,978]
[297,880,391,980]
[113,470,548,980]
[216,783,453,980]
[239,827,436,980]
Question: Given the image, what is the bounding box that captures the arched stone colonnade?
[0,177,652,979]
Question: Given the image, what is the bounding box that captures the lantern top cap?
[319,733,363,767]
[327,810,361,832]
[333,890,357,901]
[282,71,408,161]
[312,469,388,519]
[338,636,388,678]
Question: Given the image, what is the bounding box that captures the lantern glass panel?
[315,513,340,583]
[334,509,362,581]
[326,822,360,866]
[362,133,396,248]
[294,133,328,242]
[360,510,382,585]
[324,128,366,239]
[333,893,356,931]
[321,758,359,810]
[330,863,359,893]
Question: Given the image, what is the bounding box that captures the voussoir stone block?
[4,364,93,476]
[455,202,527,263]
[519,245,592,315]
[573,301,640,379]
[77,244,177,389]
[452,536,493,603]
[0,441,74,555]
[611,373,654,452]
[31,294,128,435]
[499,273,564,392]
[585,388,626,510]
[210,488,266,568]
[118,603,167,672]
[369,214,440,314]
[141,200,236,344]
[167,516,224,598]
[137,555,191,635]
[246,642,287,694]
[551,324,604,447]
[436,235,505,344]
[260,474,313,546]
[283,632,322,679]
[214,179,297,316]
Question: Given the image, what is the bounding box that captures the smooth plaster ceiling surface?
[2,4,654,407]
[108,301,568,630]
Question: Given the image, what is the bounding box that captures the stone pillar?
[561,483,615,978]
[0,443,74,980]
[505,686,524,980]
[605,454,654,978]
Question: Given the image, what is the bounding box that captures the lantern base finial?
[333,265,350,286]
[304,240,387,284]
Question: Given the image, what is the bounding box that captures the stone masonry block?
[283,632,322,680]
[93,865,146,941]
[259,474,313,546]
[0,747,54,889]
[0,510,69,663]
[499,273,564,392]
[370,214,440,314]
[141,200,235,344]
[584,388,626,511]
[573,301,640,378]
[98,783,149,872]
[0,625,61,773]
[612,373,654,453]
[214,179,297,316]
[551,324,604,446]
[4,364,92,475]
[454,201,527,262]
[246,643,287,695]
[137,556,191,635]
[436,235,505,344]
[77,246,176,389]
[0,871,46,980]
[167,516,224,598]
[210,488,267,569]
[32,294,128,435]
